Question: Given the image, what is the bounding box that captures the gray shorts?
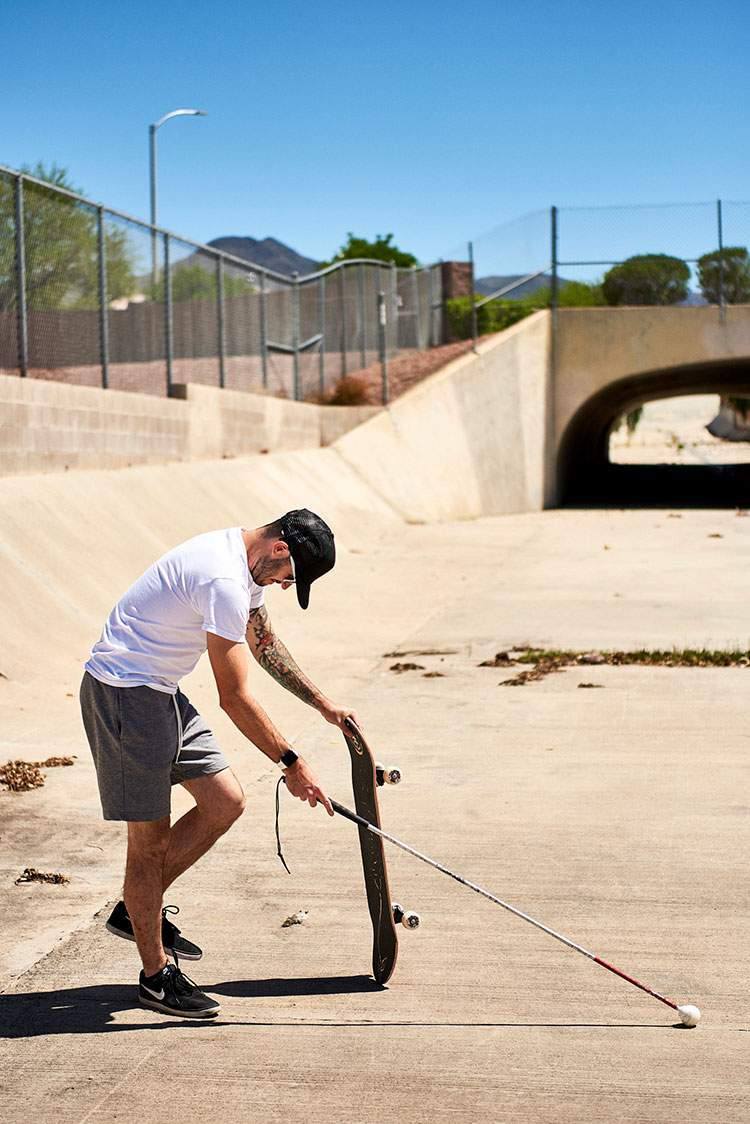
[79,672,230,822]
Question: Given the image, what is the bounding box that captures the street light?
[149,108,206,281]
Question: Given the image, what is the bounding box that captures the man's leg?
[162,767,245,891]
[123,817,171,977]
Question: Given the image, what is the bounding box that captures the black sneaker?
[138,963,220,1019]
[106,901,203,960]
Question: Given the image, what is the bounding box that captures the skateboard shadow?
[0,975,380,1038]
[210,974,380,999]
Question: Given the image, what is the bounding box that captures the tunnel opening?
[557,360,750,508]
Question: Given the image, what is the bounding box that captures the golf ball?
[677,1004,701,1027]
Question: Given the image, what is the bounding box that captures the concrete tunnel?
[557,357,750,507]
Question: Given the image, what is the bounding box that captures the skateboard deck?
[343,719,398,984]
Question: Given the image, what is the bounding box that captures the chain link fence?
[553,200,750,295]
[0,164,443,403]
[7,162,749,404]
[458,200,750,306]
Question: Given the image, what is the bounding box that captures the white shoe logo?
[143,984,165,1000]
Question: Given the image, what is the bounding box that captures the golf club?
[330,797,701,1027]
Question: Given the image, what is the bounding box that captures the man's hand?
[319,702,362,732]
[284,758,334,816]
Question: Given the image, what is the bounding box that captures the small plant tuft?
[322,374,370,406]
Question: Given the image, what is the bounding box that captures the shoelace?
[159,961,197,996]
[161,904,182,934]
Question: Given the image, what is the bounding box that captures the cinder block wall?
[0,375,379,475]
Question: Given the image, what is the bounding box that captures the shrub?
[444,280,606,340]
[323,374,370,405]
[696,247,750,304]
[602,254,690,306]
[444,296,499,339]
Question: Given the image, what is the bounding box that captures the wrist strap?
[275,776,291,874]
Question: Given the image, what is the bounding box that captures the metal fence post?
[390,262,398,354]
[164,234,174,395]
[318,274,325,397]
[427,264,435,347]
[378,290,388,405]
[550,206,559,326]
[14,174,28,377]
[217,255,226,388]
[468,241,478,352]
[97,206,110,389]
[358,263,366,368]
[339,264,347,376]
[717,198,725,326]
[411,264,425,351]
[292,271,300,400]
[260,270,268,389]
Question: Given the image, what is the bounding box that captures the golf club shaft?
[330,797,679,1013]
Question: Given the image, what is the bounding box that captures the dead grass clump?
[1,756,75,792]
[322,375,370,406]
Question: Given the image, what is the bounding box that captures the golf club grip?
[331,797,370,829]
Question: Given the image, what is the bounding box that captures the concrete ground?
[1,500,749,1123]
[610,393,750,466]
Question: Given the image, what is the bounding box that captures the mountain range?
[207,236,319,277]
[208,237,542,294]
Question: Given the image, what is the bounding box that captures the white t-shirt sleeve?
[199,577,256,642]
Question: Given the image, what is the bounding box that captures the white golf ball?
[677,1004,701,1027]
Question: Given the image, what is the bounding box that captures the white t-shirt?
[85,527,264,694]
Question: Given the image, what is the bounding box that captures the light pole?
[149,108,206,282]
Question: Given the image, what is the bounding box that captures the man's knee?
[185,769,246,830]
[126,818,171,864]
[217,783,246,828]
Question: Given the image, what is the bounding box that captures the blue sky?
[3,0,749,278]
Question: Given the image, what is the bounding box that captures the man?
[80,509,357,1019]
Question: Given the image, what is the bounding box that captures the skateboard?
[341,718,417,984]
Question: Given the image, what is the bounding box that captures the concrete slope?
[333,312,549,521]
[0,448,400,685]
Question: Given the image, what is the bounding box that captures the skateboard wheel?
[375,762,402,786]
[392,903,420,929]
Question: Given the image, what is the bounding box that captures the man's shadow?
[0,975,378,1038]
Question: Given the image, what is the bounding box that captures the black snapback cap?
[279,509,335,610]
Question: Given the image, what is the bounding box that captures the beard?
[251,555,288,586]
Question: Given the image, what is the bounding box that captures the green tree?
[602,253,690,306]
[0,162,137,310]
[146,261,256,303]
[696,246,750,304]
[320,233,418,269]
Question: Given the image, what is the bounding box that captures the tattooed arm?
[206,631,333,814]
[246,604,359,730]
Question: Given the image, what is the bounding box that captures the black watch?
[279,748,299,769]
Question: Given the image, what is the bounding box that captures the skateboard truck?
[375,761,402,787]
[392,903,421,930]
